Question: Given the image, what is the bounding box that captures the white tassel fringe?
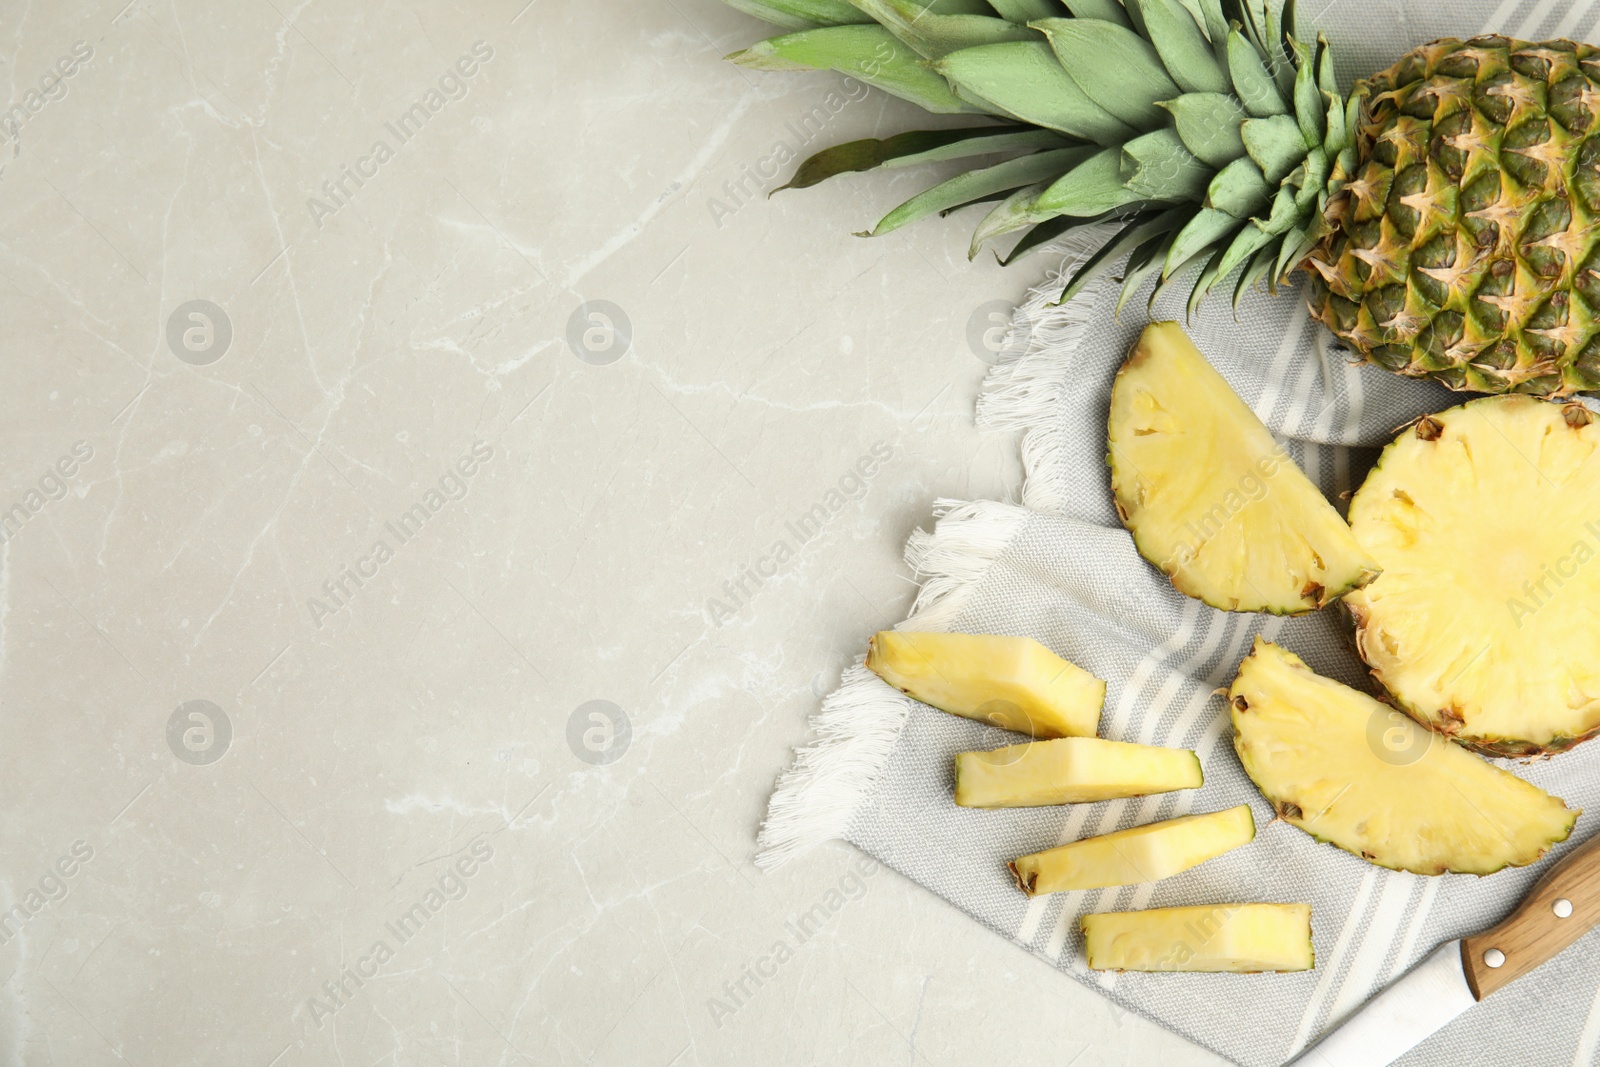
[901,498,1031,632]
[976,223,1118,514]
[755,498,1031,869]
[755,662,911,871]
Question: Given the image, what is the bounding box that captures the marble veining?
[0,1,1225,1064]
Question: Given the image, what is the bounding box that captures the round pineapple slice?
[1109,322,1380,614]
[1347,395,1600,756]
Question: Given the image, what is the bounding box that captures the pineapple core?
[1108,322,1380,614]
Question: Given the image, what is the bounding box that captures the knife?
[1290,831,1600,1066]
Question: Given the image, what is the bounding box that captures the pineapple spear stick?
[721,0,1600,396]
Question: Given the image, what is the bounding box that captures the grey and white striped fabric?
[836,4,1600,1064]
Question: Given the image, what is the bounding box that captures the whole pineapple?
[1308,39,1600,394]
[722,0,1600,395]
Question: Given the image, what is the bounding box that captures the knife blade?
[1289,828,1600,1067]
[1289,939,1474,1066]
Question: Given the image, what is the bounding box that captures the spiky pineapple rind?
[1307,35,1600,396]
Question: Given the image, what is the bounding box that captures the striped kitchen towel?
[757,3,1600,1064]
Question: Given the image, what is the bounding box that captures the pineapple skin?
[1081,903,1314,973]
[1346,395,1600,757]
[1307,36,1600,396]
[865,631,1104,738]
[954,737,1202,808]
[1230,638,1578,875]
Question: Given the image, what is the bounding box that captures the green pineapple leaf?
[1315,32,1337,96]
[1131,0,1228,94]
[1032,18,1181,129]
[1063,0,1133,25]
[1205,156,1270,215]
[1186,245,1229,318]
[1036,145,1147,215]
[1293,147,1328,210]
[1000,215,1077,264]
[1234,242,1278,306]
[920,0,1003,12]
[1192,0,1228,45]
[1226,28,1287,116]
[1164,205,1239,276]
[935,41,1138,141]
[722,0,873,29]
[1241,113,1307,182]
[1120,128,1213,200]
[1321,87,1347,155]
[849,0,1039,57]
[969,181,1053,256]
[777,127,1057,191]
[862,146,1094,234]
[1212,214,1274,281]
[987,0,1064,20]
[1273,220,1314,280]
[1117,232,1173,312]
[730,26,980,112]
[1250,183,1299,235]
[1057,206,1189,301]
[1161,92,1247,167]
[1290,36,1325,145]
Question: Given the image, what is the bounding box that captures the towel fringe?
[755,498,1030,869]
[976,223,1117,514]
[754,662,910,871]
[902,498,1030,632]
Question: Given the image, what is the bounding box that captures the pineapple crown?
[724,0,1358,312]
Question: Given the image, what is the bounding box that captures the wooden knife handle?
[1462,831,1600,1000]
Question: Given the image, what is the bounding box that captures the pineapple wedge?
[1008,805,1255,896]
[866,631,1103,738]
[1108,322,1381,614]
[955,737,1201,808]
[1230,638,1578,875]
[1082,903,1313,973]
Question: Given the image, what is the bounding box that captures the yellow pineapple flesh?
[1346,395,1600,756]
[1081,903,1313,973]
[1008,805,1255,896]
[866,631,1103,738]
[1109,323,1381,614]
[1230,638,1577,875]
[955,737,1201,808]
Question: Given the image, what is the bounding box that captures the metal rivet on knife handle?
[1483,948,1505,969]
[1460,831,1600,1001]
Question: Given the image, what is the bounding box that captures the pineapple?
[1230,638,1578,875]
[1346,396,1600,757]
[955,736,1201,807]
[1009,804,1254,894]
[1109,322,1379,613]
[722,1,1600,394]
[1081,902,1313,972]
[866,631,1104,737]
